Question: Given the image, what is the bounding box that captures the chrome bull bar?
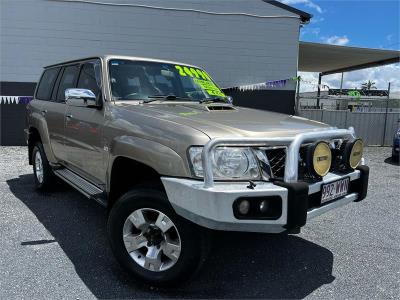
[201,127,356,188]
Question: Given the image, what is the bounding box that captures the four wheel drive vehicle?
[26,55,369,285]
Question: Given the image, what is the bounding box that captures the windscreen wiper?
[144,94,192,103]
[199,97,227,104]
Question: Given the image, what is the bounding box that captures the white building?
[0,0,311,112]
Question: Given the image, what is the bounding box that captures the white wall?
[0,0,301,89]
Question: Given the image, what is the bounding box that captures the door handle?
[41,110,47,116]
[66,114,73,120]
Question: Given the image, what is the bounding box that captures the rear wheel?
[32,142,56,190]
[107,188,208,286]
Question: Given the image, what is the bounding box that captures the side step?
[54,168,107,207]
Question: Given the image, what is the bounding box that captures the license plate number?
[321,178,350,203]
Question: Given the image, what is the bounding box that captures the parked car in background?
[392,122,400,161]
[25,55,369,286]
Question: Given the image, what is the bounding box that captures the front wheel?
[107,188,208,286]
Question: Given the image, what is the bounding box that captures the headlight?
[342,139,363,169]
[188,146,260,179]
[307,141,332,177]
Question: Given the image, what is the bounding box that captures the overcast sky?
[280,0,399,93]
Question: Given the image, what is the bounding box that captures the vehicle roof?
[45,55,200,69]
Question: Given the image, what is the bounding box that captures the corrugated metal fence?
[298,109,400,146]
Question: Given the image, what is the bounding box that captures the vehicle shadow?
[7,174,335,299]
[384,157,399,166]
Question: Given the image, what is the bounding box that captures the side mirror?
[65,88,99,108]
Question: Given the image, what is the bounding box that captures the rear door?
[63,60,106,185]
[35,66,66,161]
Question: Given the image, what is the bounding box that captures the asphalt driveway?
[0,146,399,299]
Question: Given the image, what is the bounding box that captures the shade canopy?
[299,41,400,75]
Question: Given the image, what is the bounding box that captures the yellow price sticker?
[175,65,212,81]
[175,65,224,97]
[193,78,225,97]
[175,65,186,76]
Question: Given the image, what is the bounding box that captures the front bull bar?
[201,127,356,188]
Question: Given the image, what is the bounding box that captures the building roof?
[299,41,400,75]
[264,0,312,23]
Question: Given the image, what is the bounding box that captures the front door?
[63,60,106,185]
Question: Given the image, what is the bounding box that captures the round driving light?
[307,142,332,177]
[238,200,250,215]
[343,139,363,169]
[259,200,269,213]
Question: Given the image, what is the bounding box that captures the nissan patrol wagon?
[26,55,369,285]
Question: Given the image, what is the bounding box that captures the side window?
[51,68,64,101]
[36,68,60,100]
[57,65,80,101]
[77,61,102,97]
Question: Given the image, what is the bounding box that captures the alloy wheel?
[34,150,44,184]
[122,208,181,272]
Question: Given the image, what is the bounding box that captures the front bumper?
[161,166,369,233]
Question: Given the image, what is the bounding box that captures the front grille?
[263,144,338,181]
[298,146,321,182]
[264,147,286,178]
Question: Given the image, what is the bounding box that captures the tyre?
[32,142,56,190]
[107,187,208,286]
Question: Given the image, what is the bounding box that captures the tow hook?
[247,180,257,190]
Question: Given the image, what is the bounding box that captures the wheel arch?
[27,127,42,165]
[107,155,166,210]
[108,136,190,178]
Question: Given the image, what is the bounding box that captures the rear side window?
[57,65,80,101]
[77,61,101,97]
[36,68,60,100]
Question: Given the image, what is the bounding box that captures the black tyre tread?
[32,142,56,190]
[107,187,209,286]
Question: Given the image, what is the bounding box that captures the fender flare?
[28,111,57,163]
[107,135,190,188]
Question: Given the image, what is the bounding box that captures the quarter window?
[36,68,60,100]
[57,65,80,101]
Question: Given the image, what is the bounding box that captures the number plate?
[321,177,350,204]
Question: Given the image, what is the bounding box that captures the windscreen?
[108,59,226,101]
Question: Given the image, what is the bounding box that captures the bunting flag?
[227,76,329,91]
[0,96,33,104]
[238,79,289,91]
[18,96,34,104]
[235,78,294,91]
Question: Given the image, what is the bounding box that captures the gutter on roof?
[264,0,312,23]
